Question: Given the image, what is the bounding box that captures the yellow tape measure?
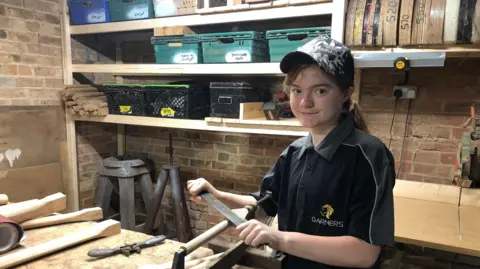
[394,57,409,71]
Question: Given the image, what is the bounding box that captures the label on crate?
[87,9,106,23]
[173,52,198,64]
[225,50,251,62]
[161,107,175,117]
[126,5,149,19]
[120,106,132,114]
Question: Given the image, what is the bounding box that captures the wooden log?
[72,92,104,101]
[97,107,109,116]
[0,193,66,224]
[67,108,76,115]
[20,207,103,230]
[0,194,8,206]
[345,0,358,45]
[65,101,76,107]
[372,0,383,46]
[73,106,82,112]
[83,103,100,112]
[353,0,367,45]
[76,96,107,106]
[425,0,446,44]
[382,0,400,46]
[64,88,99,97]
[0,219,121,268]
[79,109,86,116]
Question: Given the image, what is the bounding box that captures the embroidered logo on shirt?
[312,204,344,228]
[320,204,334,219]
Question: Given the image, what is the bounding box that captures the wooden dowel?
[184,220,229,254]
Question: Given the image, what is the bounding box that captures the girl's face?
[288,66,351,130]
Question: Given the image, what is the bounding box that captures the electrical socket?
[393,85,417,99]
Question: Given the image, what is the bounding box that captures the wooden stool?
[143,164,193,242]
[95,156,153,231]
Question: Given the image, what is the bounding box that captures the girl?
[187,36,396,269]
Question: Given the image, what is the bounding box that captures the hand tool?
[20,207,103,230]
[0,214,24,255]
[87,234,166,258]
[171,191,274,269]
[0,192,66,224]
[0,194,8,206]
[0,219,121,268]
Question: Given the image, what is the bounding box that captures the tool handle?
[140,235,166,248]
[184,220,229,254]
[87,248,121,258]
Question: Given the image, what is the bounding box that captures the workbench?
[7,221,211,269]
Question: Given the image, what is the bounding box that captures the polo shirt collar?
[298,114,356,161]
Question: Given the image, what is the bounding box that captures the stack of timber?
[345,0,480,46]
[62,85,108,117]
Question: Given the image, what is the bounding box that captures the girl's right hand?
[186,177,217,204]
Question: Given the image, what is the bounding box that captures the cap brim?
[279,51,317,74]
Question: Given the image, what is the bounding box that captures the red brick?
[38,35,61,47]
[196,168,222,180]
[249,137,274,147]
[413,163,436,174]
[424,176,453,185]
[239,147,264,156]
[26,21,41,32]
[201,213,223,223]
[440,153,456,165]
[15,77,43,87]
[411,125,451,139]
[0,0,23,6]
[18,65,32,76]
[33,66,61,77]
[225,135,249,144]
[419,141,458,152]
[191,141,213,150]
[413,151,439,164]
[403,173,424,182]
[24,0,59,14]
[265,148,283,157]
[3,64,17,75]
[214,143,238,154]
[212,161,235,172]
[44,78,63,88]
[452,127,468,140]
[395,161,412,174]
[0,5,4,15]
[34,11,60,24]
[6,31,37,43]
[434,166,453,178]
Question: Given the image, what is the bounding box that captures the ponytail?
[343,98,370,135]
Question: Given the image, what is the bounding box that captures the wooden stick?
[72,92,104,101]
[183,220,229,254]
[154,252,224,269]
[20,207,103,230]
[0,193,66,224]
[0,219,121,268]
[0,194,8,206]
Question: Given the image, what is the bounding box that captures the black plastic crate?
[104,84,147,116]
[144,82,210,119]
[209,82,269,118]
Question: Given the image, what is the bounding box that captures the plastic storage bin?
[209,82,269,118]
[151,35,202,64]
[153,0,196,17]
[108,0,154,22]
[266,27,331,62]
[104,84,147,116]
[68,0,111,25]
[200,31,269,63]
[144,82,210,119]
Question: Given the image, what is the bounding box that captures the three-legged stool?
[143,164,193,242]
[95,156,153,231]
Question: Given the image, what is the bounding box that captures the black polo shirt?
[250,114,396,269]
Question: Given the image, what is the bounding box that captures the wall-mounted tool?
[171,191,275,269]
[392,57,417,100]
[88,235,166,258]
[263,92,294,120]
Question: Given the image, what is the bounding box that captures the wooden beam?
[331,0,347,42]
[352,68,361,103]
[153,26,195,36]
[60,0,79,212]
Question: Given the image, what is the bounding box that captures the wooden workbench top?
[6,221,194,269]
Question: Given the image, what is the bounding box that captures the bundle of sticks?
[62,84,109,116]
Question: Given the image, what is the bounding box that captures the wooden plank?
[153,26,196,36]
[353,0,367,45]
[425,0,446,44]
[371,0,382,46]
[362,0,376,46]
[352,68,361,103]
[382,0,399,46]
[6,222,211,269]
[331,0,347,42]
[472,0,480,42]
[69,3,334,35]
[398,0,414,45]
[345,0,359,45]
[460,187,480,207]
[239,102,264,120]
[0,109,61,170]
[0,163,63,203]
[393,179,460,205]
[411,0,428,44]
[443,0,461,43]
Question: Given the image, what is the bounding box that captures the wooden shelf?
[73,115,308,137]
[69,2,333,35]
[71,63,282,76]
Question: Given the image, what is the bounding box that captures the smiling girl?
[187,36,396,269]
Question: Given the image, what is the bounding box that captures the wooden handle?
[20,207,103,230]
[184,220,229,254]
[0,193,66,223]
[0,194,8,206]
[0,219,121,268]
[153,251,222,269]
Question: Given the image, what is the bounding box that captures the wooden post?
[61,0,79,212]
[331,0,347,42]
[116,42,126,156]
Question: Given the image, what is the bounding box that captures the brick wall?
[0,0,63,105]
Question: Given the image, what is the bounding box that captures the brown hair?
[283,64,370,135]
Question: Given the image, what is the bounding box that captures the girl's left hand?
[236,219,283,249]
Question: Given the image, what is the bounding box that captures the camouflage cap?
[279,36,355,86]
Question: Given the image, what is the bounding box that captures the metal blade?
[200,192,246,226]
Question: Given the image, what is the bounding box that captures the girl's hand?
[186,177,217,204]
[236,219,283,249]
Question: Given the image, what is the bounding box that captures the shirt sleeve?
[347,147,396,246]
[248,148,290,217]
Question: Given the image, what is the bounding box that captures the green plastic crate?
[108,0,153,22]
[151,35,202,64]
[199,31,269,63]
[266,27,331,62]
